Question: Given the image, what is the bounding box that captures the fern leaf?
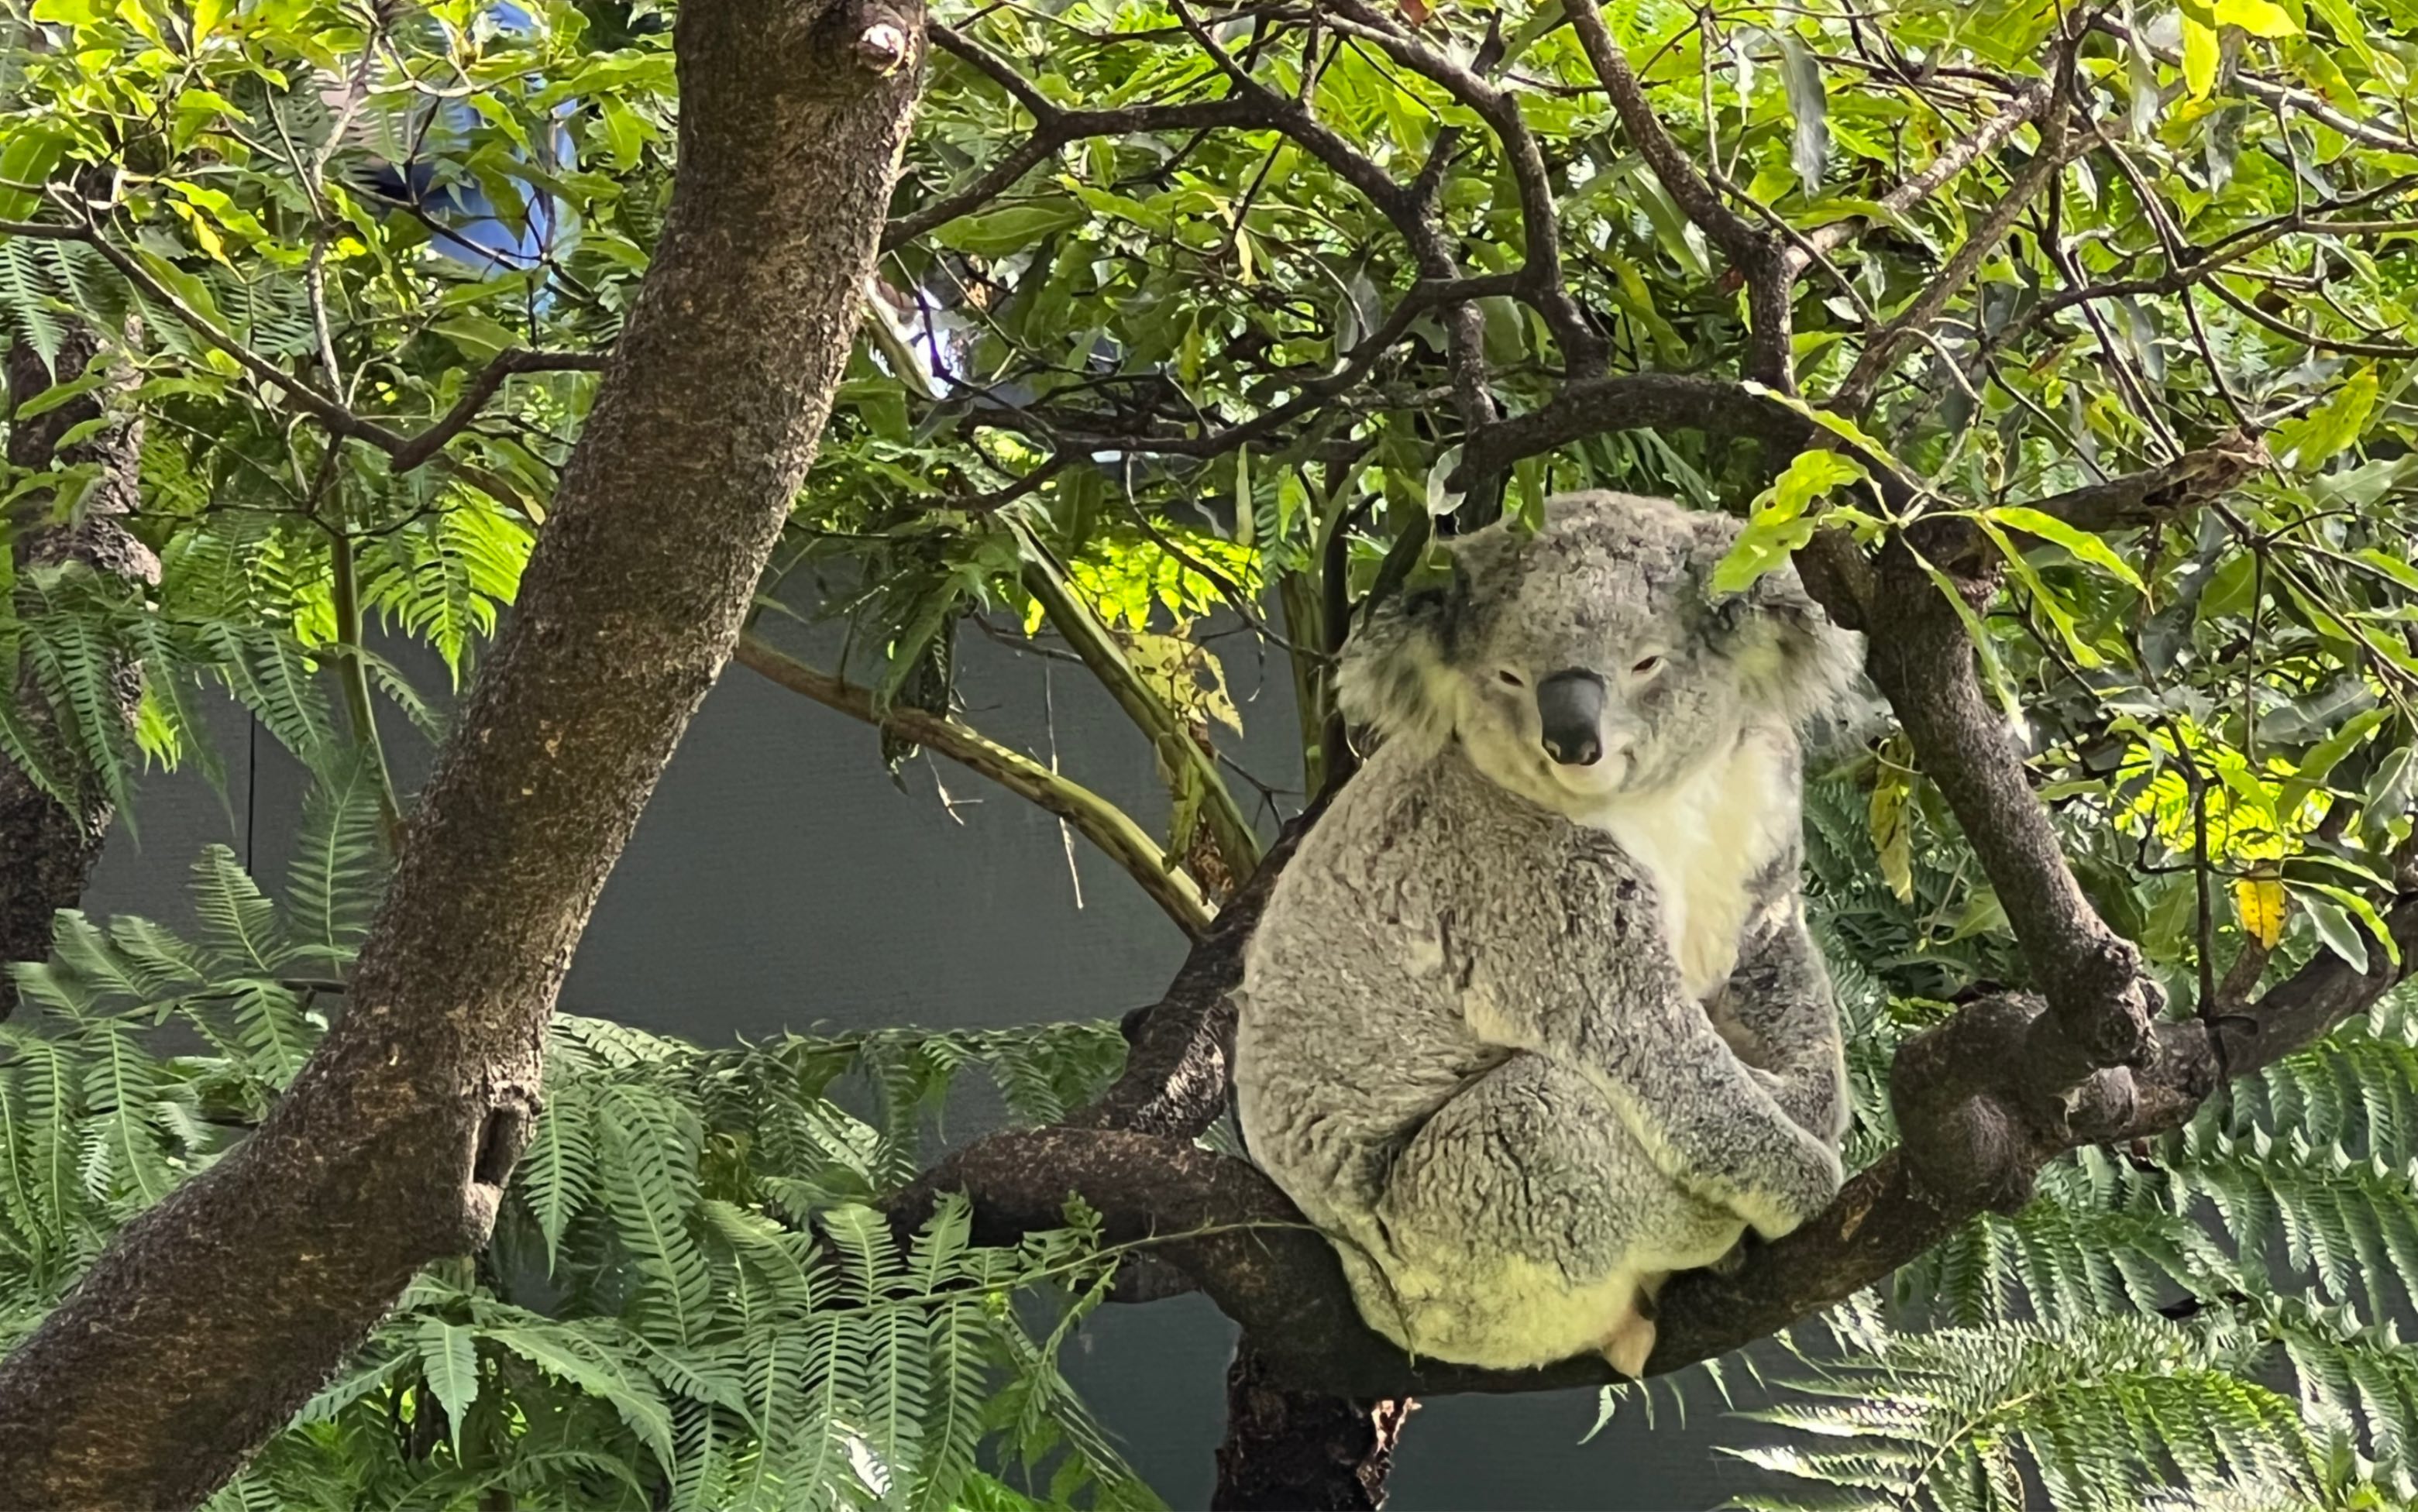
[481,1319,677,1478]
[596,1083,712,1345]
[414,1318,480,1454]
[518,1084,597,1270]
[286,747,389,965]
[187,844,288,973]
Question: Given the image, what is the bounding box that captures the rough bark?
[0,323,157,1018]
[1214,1347,1412,1510]
[0,0,924,1502]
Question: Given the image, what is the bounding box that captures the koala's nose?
[1536,669,1607,767]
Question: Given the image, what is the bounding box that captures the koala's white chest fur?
[1577,723,1797,1001]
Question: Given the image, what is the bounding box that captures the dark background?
[81,622,1791,1510]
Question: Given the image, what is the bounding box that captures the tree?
[1,0,2416,1506]
[0,0,924,1501]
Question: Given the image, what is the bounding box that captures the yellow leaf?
[2182,15,2220,97]
[1869,744,1917,905]
[2233,875,2289,947]
[2213,0,2300,36]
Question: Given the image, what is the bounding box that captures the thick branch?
[1074,799,1323,1138]
[0,0,925,1502]
[732,632,1213,936]
[2017,430,2268,534]
[1821,534,2158,1088]
[1449,372,1916,509]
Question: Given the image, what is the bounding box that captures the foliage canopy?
[3,0,2418,1501]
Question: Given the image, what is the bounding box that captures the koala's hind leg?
[1369,1053,1655,1369]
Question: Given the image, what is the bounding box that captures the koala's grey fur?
[1232,491,1859,1376]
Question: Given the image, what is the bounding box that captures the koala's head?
[1336,490,1861,810]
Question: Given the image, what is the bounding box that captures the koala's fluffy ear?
[1335,549,1472,755]
[1691,515,1864,730]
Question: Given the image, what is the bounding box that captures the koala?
[1231,490,1859,1376]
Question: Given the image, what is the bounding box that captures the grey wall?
[81,622,1790,1511]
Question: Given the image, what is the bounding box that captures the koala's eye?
[1496,669,1526,689]
[1630,654,1666,676]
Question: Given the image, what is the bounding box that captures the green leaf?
[2308,0,2375,65]
[1775,33,1830,194]
[2272,369,2378,472]
[415,1319,480,1454]
[1984,507,2148,594]
[932,202,1086,258]
[1975,517,2102,668]
[2295,881,2399,967]
[0,129,64,222]
[1711,450,1866,595]
[2182,14,2220,95]
[2213,0,2301,36]
[12,371,106,421]
[2297,892,2368,973]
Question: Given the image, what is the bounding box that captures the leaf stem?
[1011,526,1262,887]
[732,633,1213,936]
[327,530,404,850]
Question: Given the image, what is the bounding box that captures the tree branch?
[1316,0,1604,377]
[1073,797,1325,1138]
[882,29,1285,251]
[1559,0,1793,386]
[1560,0,1763,270]
[1162,2,1498,437]
[2086,13,2418,157]
[1015,524,1264,886]
[0,322,156,1021]
[2016,430,2269,534]
[384,349,614,472]
[0,217,607,480]
[731,631,1214,936]
[1831,55,2073,416]
[1786,80,2055,273]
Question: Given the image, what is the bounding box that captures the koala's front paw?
[1734,1126,1845,1242]
[1749,1064,1849,1148]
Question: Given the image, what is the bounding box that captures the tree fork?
[0,0,924,1500]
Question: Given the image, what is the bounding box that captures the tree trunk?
[0,323,156,1017]
[0,0,924,1502]
[1213,1344,1413,1510]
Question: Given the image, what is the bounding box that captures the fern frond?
[188,844,291,973]
[595,1083,713,1346]
[286,748,390,965]
[1739,1316,2320,1512]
